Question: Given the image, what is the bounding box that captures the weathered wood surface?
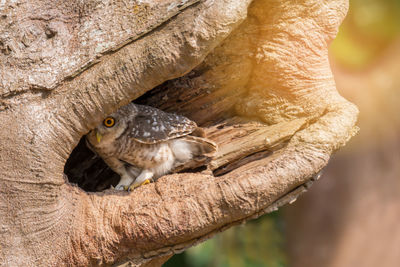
[0,0,358,266]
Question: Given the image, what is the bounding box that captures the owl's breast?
[119,141,174,169]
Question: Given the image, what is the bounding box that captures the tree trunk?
[0,0,357,266]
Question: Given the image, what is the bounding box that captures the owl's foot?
[128,179,151,191]
[127,169,154,191]
[115,174,135,191]
[115,184,128,191]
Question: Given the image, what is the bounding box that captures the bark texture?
[0,0,357,266]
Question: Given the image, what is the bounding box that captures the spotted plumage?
[86,103,217,190]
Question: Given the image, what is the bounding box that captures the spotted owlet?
[86,103,217,190]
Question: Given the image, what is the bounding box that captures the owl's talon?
[114,184,128,191]
[129,179,151,191]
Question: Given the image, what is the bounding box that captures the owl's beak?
[96,131,102,143]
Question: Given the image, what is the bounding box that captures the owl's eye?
[103,117,115,128]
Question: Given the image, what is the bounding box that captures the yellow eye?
[103,117,115,128]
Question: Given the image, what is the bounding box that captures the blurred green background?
[164,0,400,266]
[330,0,400,69]
[164,212,286,267]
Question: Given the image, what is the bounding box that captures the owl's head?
[87,112,130,147]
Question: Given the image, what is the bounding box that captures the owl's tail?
[182,135,217,157]
[187,127,217,155]
[171,135,217,172]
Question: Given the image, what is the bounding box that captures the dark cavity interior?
[64,136,121,192]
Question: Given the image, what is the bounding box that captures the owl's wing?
[128,104,197,144]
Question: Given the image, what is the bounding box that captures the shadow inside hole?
[64,136,120,192]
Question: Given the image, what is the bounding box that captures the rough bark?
[0,0,358,266]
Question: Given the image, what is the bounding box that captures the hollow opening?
[63,73,232,192]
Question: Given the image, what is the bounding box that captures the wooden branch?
[206,116,308,171]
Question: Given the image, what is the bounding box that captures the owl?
[86,103,217,190]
